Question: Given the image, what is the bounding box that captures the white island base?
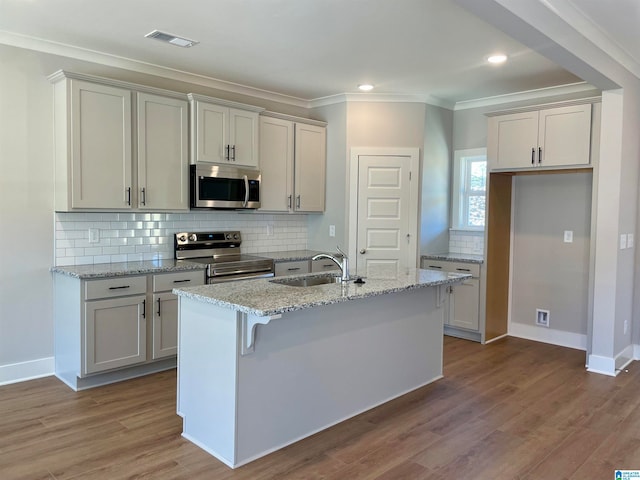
[177,286,445,468]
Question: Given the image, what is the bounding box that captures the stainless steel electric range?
[175,231,274,284]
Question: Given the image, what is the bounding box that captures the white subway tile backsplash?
[54,212,309,266]
[449,229,485,255]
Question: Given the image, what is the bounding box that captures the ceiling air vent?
[145,30,199,48]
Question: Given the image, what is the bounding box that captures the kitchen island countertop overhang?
[173,267,470,468]
[172,267,470,317]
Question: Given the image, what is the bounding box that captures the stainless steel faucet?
[312,246,350,282]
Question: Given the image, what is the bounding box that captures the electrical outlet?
[628,234,634,249]
[88,228,100,244]
[266,224,274,236]
[536,308,550,328]
[329,225,336,237]
[620,234,627,250]
[563,230,573,243]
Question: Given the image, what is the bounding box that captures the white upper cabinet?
[259,114,326,213]
[189,94,263,168]
[58,79,133,210]
[137,92,189,210]
[294,122,326,212]
[488,103,592,171]
[50,71,189,211]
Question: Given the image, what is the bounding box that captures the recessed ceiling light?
[487,54,508,64]
[145,30,199,48]
[358,84,374,92]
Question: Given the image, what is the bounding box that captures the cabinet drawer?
[422,259,480,277]
[85,276,147,300]
[153,270,204,292]
[275,260,310,276]
[311,257,341,273]
[447,262,480,278]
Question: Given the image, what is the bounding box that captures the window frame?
[451,148,487,231]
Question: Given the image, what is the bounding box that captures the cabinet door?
[294,123,326,212]
[137,93,189,210]
[152,292,178,359]
[487,111,539,170]
[195,102,228,163]
[450,279,480,331]
[229,108,259,168]
[538,104,592,168]
[84,295,146,374]
[259,116,294,211]
[71,80,132,209]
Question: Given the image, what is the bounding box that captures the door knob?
[359,249,366,254]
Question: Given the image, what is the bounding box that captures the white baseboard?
[509,322,587,350]
[587,354,616,376]
[0,357,54,386]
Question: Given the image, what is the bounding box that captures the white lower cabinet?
[423,259,482,341]
[54,268,205,390]
[151,270,204,359]
[85,295,147,374]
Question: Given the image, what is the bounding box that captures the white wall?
[0,45,55,374]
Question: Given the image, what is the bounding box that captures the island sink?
[270,274,342,287]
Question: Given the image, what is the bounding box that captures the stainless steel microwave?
[190,165,261,210]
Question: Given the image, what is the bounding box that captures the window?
[452,148,487,230]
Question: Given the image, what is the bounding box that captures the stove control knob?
[189,234,197,241]
[226,233,232,240]
[233,233,239,240]
[178,235,187,242]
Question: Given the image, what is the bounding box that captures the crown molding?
[0,30,311,109]
[309,92,455,110]
[453,82,600,110]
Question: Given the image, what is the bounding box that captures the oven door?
[191,165,260,209]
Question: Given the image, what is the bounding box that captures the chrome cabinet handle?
[126,187,131,206]
[141,187,146,206]
[296,195,301,209]
[172,279,191,284]
[287,267,301,271]
[538,147,542,164]
[142,299,146,319]
[288,195,292,209]
[231,145,236,161]
[225,145,230,161]
[157,297,161,316]
[108,285,130,290]
[531,148,535,165]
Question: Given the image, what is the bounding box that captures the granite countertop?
[50,259,206,279]
[421,253,484,264]
[173,268,471,317]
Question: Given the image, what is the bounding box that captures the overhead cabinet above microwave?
[188,94,264,169]
[49,71,189,212]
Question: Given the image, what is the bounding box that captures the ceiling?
[0,0,637,106]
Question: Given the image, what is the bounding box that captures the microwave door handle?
[243,175,249,207]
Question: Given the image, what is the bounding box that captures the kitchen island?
[173,267,469,468]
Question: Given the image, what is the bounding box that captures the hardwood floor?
[2,336,639,479]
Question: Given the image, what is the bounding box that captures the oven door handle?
[243,175,249,207]
[209,272,275,284]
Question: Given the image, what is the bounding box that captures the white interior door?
[350,149,419,277]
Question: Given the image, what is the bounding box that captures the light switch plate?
[620,234,627,250]
[563,230,573,243]
[88,228,100,243]
[329,225,336,237]
[628,233,634,249]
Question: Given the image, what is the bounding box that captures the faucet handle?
[336,245,348,258]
